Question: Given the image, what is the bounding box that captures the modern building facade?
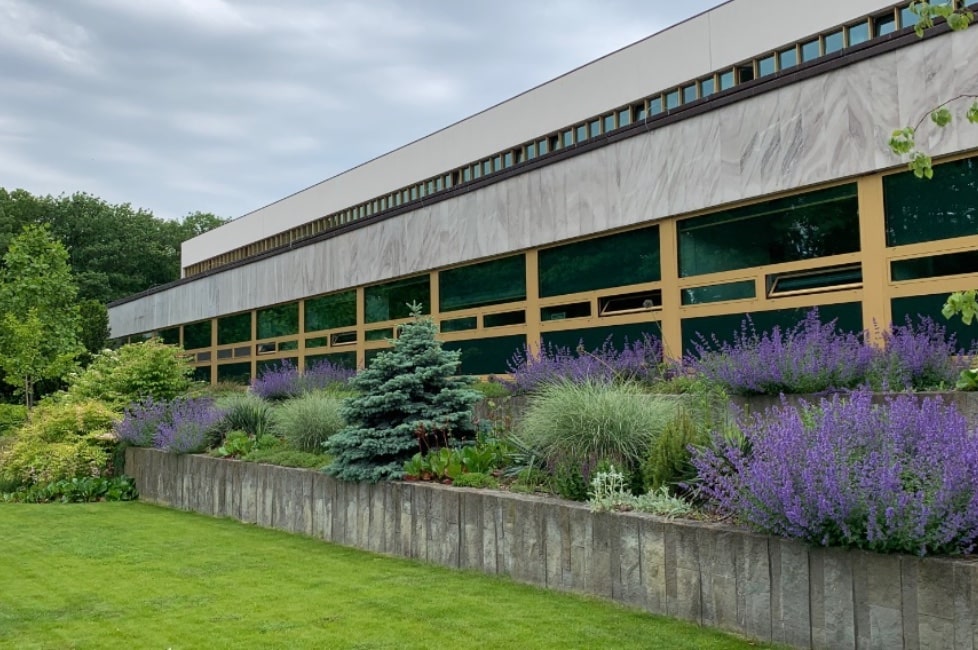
[108,0,978,383]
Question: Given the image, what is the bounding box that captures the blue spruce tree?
[326,303,481,482]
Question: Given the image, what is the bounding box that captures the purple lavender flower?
[869,315,966,390]
[686,309,874,395]
[506,333,666,393]
[153,397,224,454]
[115,397,169,447]
[693,390,978,556]
[251,359,354,400]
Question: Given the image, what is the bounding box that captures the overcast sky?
[1,0,722,221]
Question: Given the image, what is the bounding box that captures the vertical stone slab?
[398,481,416,559]
[640,518,667,614]
[496,497,516,577]
[353,482,370,550]
[901,556,921,650]
[480,490,499,574]
[256,465,276,528]
[698,527,739,633]
[458,490,483,571]
[544,502,570,590]
[952,561,977,650]
[614,513,644,608]
[331,479,347,545]
[440,487,461,569]
[822,549,856,650]
[770,538,812,649]
[209,458,227,517]
[738,533,772,643]
[916,557,957,650]
[412,485,430,562]
[366,482,386,553]
[510,497,545,587]
[567,504,593,592]
[238,461,259,524]
[856,551,903,650]
[589,511,614,598]
[311,472,335,542]
[666,522,702,623]
[381,482,400,555]
[177,454,193,510]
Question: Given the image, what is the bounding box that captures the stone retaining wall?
[126,447,978,650]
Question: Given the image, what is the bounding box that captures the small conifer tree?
[326,303,481,482]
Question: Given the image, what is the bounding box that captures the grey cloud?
[1,0,721,220]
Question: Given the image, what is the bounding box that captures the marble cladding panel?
[110,29,978,336]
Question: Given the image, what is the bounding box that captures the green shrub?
[242,447,332,469]
[21,400,119,443]
[216,392,274,440]
[0,404,28,437]
[0,436,109,489]
[553,461,590,501]
[1,475,137,503]
[451,472,499,489]
[66,339,193,409]
[518,380,678,473]
[471,380,511,399]
[272,392,345,453]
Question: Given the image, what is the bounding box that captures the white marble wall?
[110,28,978,337]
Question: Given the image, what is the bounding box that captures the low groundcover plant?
[693,390,978,556]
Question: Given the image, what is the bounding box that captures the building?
[108,0,978,384]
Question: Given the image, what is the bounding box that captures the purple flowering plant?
[250,359,355,401]
[116,396,224,455]
[686,310,873,395]
[115,397,169,447]
[687,310,965,395]
[153,396,225,454]
[505,333,667,393]
[692,390,978,555]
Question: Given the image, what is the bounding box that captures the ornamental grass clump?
[693,390,978,556]
[271,392,345,453]
[517,379,678,481]
[506,333,665,393]
[687,309,874,395]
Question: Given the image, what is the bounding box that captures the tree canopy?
[0,189,228,303]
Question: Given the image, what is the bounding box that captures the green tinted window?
[678,184,859,277]
[365,328,393,341]
[158,327,180,346]
[539,225,660,298]
[183,320,212,350]
[365,276,430,323]
[257,303,298,340]
[682,280,756,305]
[439,255,526,312]
[442,335,526,375]
[681,302,862,354]
[484,311,525,328]
[892,293,978,349]
[441,317,477,333]
[216,362,251,384]
[306,336,327,349]
[192,366,211,383]
[306,351,357,370]
[218,313,251,346]
[305,291,356,332]
[892,251,978,282]
[884,157,978,246]
[542,323,662,355]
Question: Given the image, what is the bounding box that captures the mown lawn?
[0,503,774,649]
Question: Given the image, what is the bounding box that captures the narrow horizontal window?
[483,310,526,328]
[541,302,591,321]
[892,250,978,282]
[305,336,328,349]
[256,343,276,355]
[330,331,357,346]
[681,280,756,306]
[217,349,233,360]
[233,346,251,358]
[441,317,477,333]
[365,328,393,342]
[196,351,212,362]
[766,264,862,297]
[278,340,298,351]
[599,290,662,316]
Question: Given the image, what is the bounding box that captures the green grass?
[0,503,773,650]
